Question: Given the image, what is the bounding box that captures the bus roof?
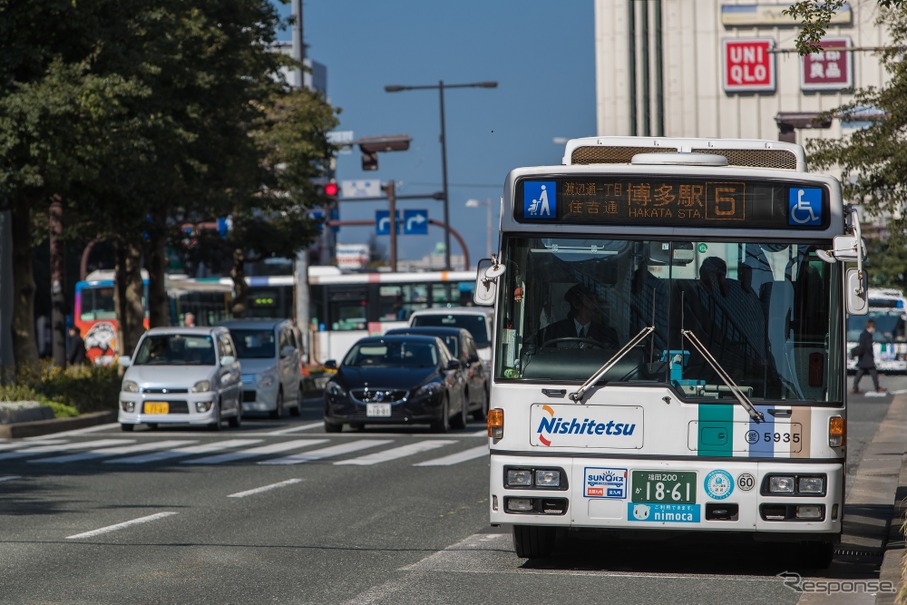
[562,136,806,172]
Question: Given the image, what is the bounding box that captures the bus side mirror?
[846,267,868,315]
[474,257,502,306]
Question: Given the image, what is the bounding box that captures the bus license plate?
[367,403,391,417]
[631,471,697,504]
[144,402,169,415]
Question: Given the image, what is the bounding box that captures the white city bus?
[475,136,867,566]
[846,288,907,373]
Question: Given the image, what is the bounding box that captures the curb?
[0,410,117,439]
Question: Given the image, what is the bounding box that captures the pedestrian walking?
[67,326,87,367]
[853,319,887,394]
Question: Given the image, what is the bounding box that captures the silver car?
[118,326,243,431]
[218,318,303,418]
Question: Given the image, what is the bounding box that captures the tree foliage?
[786,0,904,54]
[0,1,338,372]
[803,6,907,291]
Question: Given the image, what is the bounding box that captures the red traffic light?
[323,181,339,197]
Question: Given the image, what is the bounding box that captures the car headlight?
[122,380,139,393]
[191,380,211,393]
[256,372,276,389]
[325,382,347,398]
[414,382,444,399]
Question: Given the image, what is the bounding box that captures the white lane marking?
[0,439,67,451]
[0,439,136,460]
[182,439,328,464]
[259,439,393,465]
[335,440,453,466]
[227,478,303,498]
[0,475,22,483]
[264,422,324,435]
[50,423,121,436]
[66,512,178,540]
[413,444,488,466]
[105,439,263,464]
[30,440,198,464]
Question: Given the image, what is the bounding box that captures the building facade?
[594,0,891,144]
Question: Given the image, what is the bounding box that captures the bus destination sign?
[517,177,827,230]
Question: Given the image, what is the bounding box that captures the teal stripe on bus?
[697,403,734,457]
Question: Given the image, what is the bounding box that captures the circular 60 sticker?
[736,473,756,492]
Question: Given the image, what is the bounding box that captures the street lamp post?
[385,80,497,270]
[465,198,493,258]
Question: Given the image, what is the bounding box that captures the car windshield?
[344,341,438,368]
[231,329,277,359]
[494,236,843,403]
[134,334,216,366]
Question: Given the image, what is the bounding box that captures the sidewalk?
[841,390,907,605]
[0,410,116,439]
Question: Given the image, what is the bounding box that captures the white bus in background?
[846,288,907,373]
[475,136,868,567]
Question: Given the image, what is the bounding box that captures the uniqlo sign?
[723,38,776,93]
[801,37,852,91]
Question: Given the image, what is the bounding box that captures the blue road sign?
[375,210,401,235]
[402,210,428,235]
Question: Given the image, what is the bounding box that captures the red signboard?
[801,37,852,91]
[722,38,776,93]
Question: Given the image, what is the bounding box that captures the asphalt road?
[0,382,903,605]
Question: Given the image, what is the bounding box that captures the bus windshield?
[495,236,842,403]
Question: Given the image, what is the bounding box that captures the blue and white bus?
[476,136,867,566]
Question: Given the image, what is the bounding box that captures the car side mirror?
[118,355,132,368]
[447,359,461,370]
[324,359,338,370]
[220,355,236,366]
[280,345,296,358]
[467,353,480,363]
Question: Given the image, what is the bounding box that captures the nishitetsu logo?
[536,404,637,446]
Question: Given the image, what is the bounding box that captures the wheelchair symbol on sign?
[790,189,819,225]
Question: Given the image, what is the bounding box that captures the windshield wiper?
[680,329,765,423]
[569,326,654,403]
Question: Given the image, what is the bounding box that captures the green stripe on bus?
[698,403,734,457]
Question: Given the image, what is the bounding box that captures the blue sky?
[276,1,596,267]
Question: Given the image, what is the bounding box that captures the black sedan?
[385,326,488,420]
[323,335,469,433]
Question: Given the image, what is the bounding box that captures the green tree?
[786,0,905,54]
[804,6,907,291]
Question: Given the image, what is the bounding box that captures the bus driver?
[540,283,618,348]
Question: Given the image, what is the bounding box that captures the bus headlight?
[768,476,796,494]
[535,469,562,487]
[798,476,826,494]
[507,469,533,487]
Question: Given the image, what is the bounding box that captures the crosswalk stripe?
[29,440,198,464]
[0,439,67,451]
[105,439,263,464]
[413,444,488,466]
[0,439,136,461]
[182,439,329,464]
[264,422,324,435]
[259,439,393,465]
[334,440,453,466]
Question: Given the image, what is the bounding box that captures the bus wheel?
[512,525,556,559]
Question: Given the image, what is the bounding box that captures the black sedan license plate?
[631,471,696,504]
